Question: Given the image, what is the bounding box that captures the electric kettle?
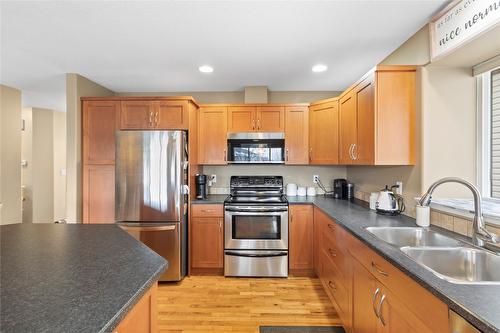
[375,185,405,215]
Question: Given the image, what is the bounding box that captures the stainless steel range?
[224,176,288,277]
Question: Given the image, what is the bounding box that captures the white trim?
[478,72,492,197]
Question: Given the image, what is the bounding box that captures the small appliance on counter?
[375,185,405,215]
[307,187,316,196]
[286,183,297,196]
[297,186,307,196]
[333,179,347,199]
[195,174,208,199]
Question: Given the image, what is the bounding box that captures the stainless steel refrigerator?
[115,130,188,281]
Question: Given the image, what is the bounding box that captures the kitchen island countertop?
[0,223,168,333]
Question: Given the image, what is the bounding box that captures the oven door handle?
[224,251,288,258]
[225,207,288,213]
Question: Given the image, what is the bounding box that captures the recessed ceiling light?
[198,65,214,73]
[312,64,328,73]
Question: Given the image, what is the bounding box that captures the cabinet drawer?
[321,251,350,327]
[191,204,223,217]
[348,233,449,332]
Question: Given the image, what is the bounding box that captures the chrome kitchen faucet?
[419,177,500,253]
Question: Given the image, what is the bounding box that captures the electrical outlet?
[210,174,217,183]
[395,181,403,195]
[313,175,320,184]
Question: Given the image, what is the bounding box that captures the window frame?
[478,68,500,202]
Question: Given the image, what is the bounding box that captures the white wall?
[0,84,22,225]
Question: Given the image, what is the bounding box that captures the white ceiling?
[1,1,447,112]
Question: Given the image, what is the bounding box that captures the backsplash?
[354,190,500,237]
[202,165,346,194]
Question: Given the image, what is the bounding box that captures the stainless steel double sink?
[365,226,500,285]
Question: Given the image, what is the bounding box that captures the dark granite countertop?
[191,194,228,204]
[288,196,500,333]
[0,223,168,333]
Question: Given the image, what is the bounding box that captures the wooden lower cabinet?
[114,283,158,333]
[313,206,449,333]
[190,204,224,274]
[83,165,115,223]
[289,205,314,274]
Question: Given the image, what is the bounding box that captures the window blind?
[491,68,500,198]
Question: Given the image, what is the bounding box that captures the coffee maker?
[333,179,347,199]
[195,174,208,199]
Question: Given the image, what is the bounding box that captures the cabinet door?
[83,165,115,224]
[191,217,223,268]
[120,101,154,129]
[377,285,434,333]
[198,106,227,164]
[355,76,375,164]
[339,91,357,164]
[352,259,379,333]
[228,106,256,132]
[289,205,314,271]
[309,100,339,164]
[256,106,284,131]
[285,106,309,164]
[155,100,189,130]
[313,207,322,276]
[83,101,119,164]
[114,283,157,333]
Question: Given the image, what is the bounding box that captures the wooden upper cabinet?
[339,90,357,164]
[309,99,339,165]
[355,76,375,164]
[83,165,115,224]
[83,101,119,164]
[337,65,416,165]
[155,100,189,129]
[256,106,285,131]
[227,105,285,132]
[120,101,155,129]
[198,106,228,165]
[285,106,309,164]
[227,106,256,132]
[289,205,314,272]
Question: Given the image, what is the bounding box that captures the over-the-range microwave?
[227,132,285,164]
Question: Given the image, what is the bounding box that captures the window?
[479,67,500,200]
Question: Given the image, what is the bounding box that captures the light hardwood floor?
[157,276,340,333]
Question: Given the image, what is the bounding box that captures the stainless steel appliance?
[227,133,285,164]
[115,130,188,281]
[375,185,405,216]
[195,174,207,199]
[224,176,288,277]
[333,178,347,199]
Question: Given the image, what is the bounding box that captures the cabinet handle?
[371,261,389,277]
[290,214,293,223]
[328,280,336,291]
[327,224,335,231]
[378,294,387,326]
[219,219,222,229]
[223,149,227,162]
[348,144,354,160]
[257,119,260,130]
[201,209,213,213]
[352,143,357,160]
[372,288,380,318]
[309,148,313,161]
[328,248,336,257]
[149,111,153,126]
[252,119,255,130]
[286,149,289,162]
[154,110,159,126]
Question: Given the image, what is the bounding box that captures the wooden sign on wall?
[430,0,500,61]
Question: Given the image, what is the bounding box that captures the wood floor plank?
[157,276,340,333]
